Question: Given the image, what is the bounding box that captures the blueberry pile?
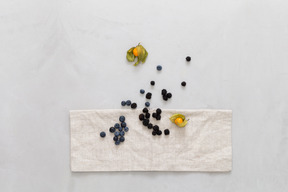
[161,89,172,101]
[109,115,129,145]
[121,100,137,109]
[152,108,162,120]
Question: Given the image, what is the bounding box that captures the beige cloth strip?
[70,109,232,172]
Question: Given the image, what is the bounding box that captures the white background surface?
[0,0,287,191]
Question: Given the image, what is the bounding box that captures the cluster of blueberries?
[121,100,137,109]
[139,107,170,136]
[108,116,129,145]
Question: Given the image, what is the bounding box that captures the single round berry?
[109,127,116,133]
[119,136,125,142]
[121,101,126,106]
[131,103,137,109]
[181,81,186,87]
[118,127,123,131]
[100,131,106,137]
[161,89,167,96]
[124,127,129,132]
[142,108,149,113]
[153,125,159,131]
[166,93,172,98]
[114,123,120,129]
[139,114,145,121]
[115,140,120,145]
[145,113,150,119]
[146,92,152,99]
[145,102,150,107]
[113,136,118,141]
[156,115,161,120]
[114,131,120,136]
[120,131,125,136]
[119,116,125,122]
[126,100,131,106]
[186,56,191,62]
[121,122,126,128]
[156,108,162,114]
[157,130,162,135]
[143,119,149,126]
[140,89,145,94]
[150,81,155,86]
[164,129,170,135]
[157,65,162,71]
[163,95,168,101]
[152,131,157,136]
[152,113,157,118]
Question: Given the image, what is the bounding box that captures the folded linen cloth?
[70,109,232,172]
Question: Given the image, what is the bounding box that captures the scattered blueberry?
[118,127,123,131]
[109,127,116,133]
[156,115,161,120]
[150,81,155,86]
[164,129,170,135]
[121,122,126,128]
[146,92,152,99]
[140,89,145,94]
[143,119,149,126]
[113,136,119,141]
[120,131,125,136]
[131,103,137,109]
[145,113,150,119]
[119,116,125,122]
[157,130,162,135]
[145,102,150,107]
[152,131,157,136]
[152,113,157,118]
[115,140,120,145]
[186,56,191,62]
[157,65,162,71]
[126,100,131,106]
[161,89,167,96]
[114,131,120,136]
[124,127,129,132]
[181,81,186,87]
[167,93,172,98]
[148,123,153,129]
[139,114,145,121]
[156,108,162,114]
[119,136,125,142]
[142,108,149,113]
[163,95,168,101]
[121,101,126,106]
[153,125,159,131]
[114,123,120,129]
[100,131,106,137]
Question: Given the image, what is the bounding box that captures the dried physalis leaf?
[169,113,188,128]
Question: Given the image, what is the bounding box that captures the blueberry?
[145,113,150,119]
[126,100,131,106]
[121,101,126,106]
[119,136,125,142]
[152,113,157,118]
[156,115,161,120]
[131,103,137,109]
[161,89,167,96]
[119,116,125,122]
[152,131,157,136]
[186,56,191,62]
[109,127,116,133]
[100,131,106,137]
[157,130,162,135]
[121,122,126,128]
[114,131,120,136]
[114,123,120,129]
[140,89,145,94]
[113,136,119,141]
[142,108,149,113]
[150,81,155,86]
[115,140,120,145]
[143,119,149,126]
[157,65,162,71]
[153,125,159,131]
[164,129,170,135]
[118,127,123,131]
[181,81,186,87]
[148,123,153,129]
[124,127,129,132]
[139,114,145,121]
[167,93,172,98]
[146,92,152,99]
[163,95,168,101]
[156,108,162,114]
[145,102,150,107]
[120,131,125,136]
